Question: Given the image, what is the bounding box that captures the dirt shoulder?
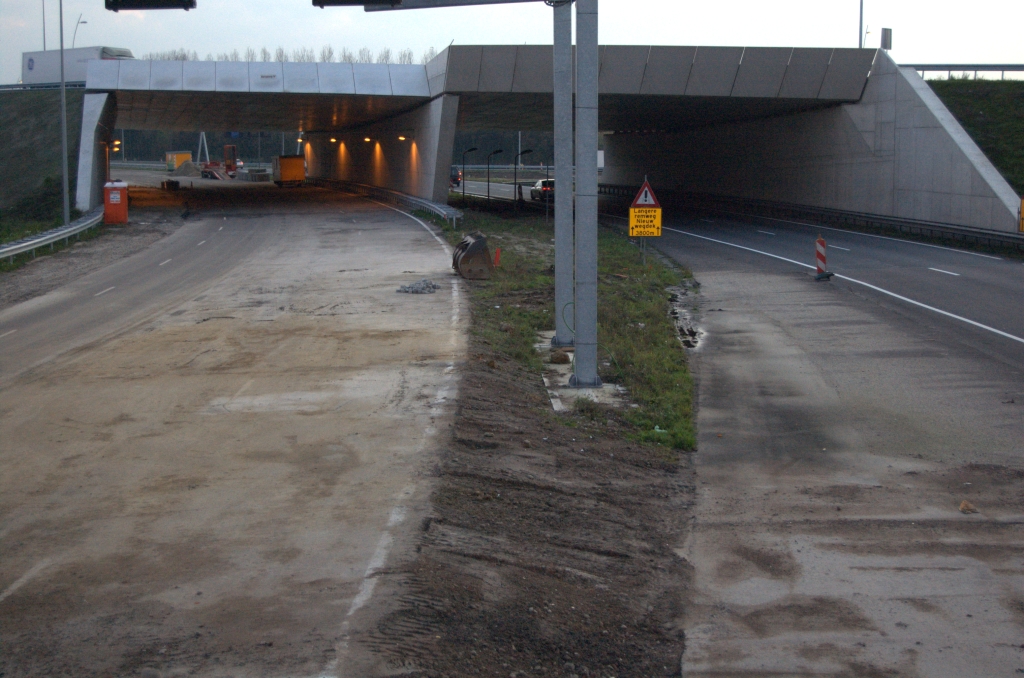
[350,211,697,677]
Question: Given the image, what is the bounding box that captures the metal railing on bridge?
[901,64,1024,80]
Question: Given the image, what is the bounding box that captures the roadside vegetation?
[434,199,696,450]
[929,78,1024,196]
[0,177,87,272]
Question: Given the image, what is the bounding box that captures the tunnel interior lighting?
[398,136,406,141]
[330,138,337,143]
[364,137,372,142]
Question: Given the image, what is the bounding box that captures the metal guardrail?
[1,208,105,263]
[902,64,1024,80]
[597,184,1024,251]
[0,82,87,91]
[307,178,463,228]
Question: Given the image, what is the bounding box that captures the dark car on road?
[450,166,463,187]
[530,179,554,201]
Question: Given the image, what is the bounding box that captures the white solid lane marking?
[830,245,851,251]
[197,240,206,247]
[94,286,116,297]
[929,267,960,276]
[720,211,1002,260]
[757,230,776,236]
[662,226,1024,346]
[701,218,714,223]
[0,329,16,339]
[159,259,172,266]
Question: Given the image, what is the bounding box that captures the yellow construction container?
[273,155,306,187]
[165,151,192,171]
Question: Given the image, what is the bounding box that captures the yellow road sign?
[630,207,662,237]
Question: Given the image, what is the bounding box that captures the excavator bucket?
[452,231,495,280]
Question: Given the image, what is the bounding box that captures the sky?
[2,0,1023,85]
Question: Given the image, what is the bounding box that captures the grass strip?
[435,206,696,450]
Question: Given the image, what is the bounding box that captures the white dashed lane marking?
[159,259,172,266]
[94,287,116,297]
[0,329,16,339]
[929,267,960,276]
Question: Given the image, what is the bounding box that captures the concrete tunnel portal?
[77,45,1021,234]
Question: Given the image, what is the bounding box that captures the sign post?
[1019,198,1023,233]
[629,180,662,263]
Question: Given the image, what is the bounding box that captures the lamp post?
[486,149,503,203]
[462,146,477,204]
[858,0,864,48]
[42,0,46,50]
[72,14,86,48]
[513,149,532,215]
[58,0,70,226]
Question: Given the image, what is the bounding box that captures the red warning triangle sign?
[631,181,661,208]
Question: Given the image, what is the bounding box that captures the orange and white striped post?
[815,236,834,281]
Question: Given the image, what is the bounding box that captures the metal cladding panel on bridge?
[777,48,832,98]
[318,63,356,94]
[685,47,745,97]
[478,46,518,92]
[182,61,216,91]
[86,59,120,90]
[731,48,791,98]
[819,48,877,100]
[283,63,320,93]
[353,63,392,95]
[117,59,151,90]
[150,61,183,91]
[215,62,249,92]
[599,46,650,95]
[249,62,284,93]
[444,46,483,92]
[640,47,696,95]
[509,46,550,93]
[426,48,450,97]
[389,65,430,97]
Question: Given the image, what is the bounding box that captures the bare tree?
[260,47,272,62]
[275,47,289,63]
[357,47,373,64]
[293,47,316,63]
[339,47,355,63]
[245,47,258,62]
[319,45,335,63]
[216,52,228,61]
[420,46,438,64]
[205,53,214,61]
[142,48,197,61]
[230,49,241,62]
[397,48,414,65]
[376,47,393,64]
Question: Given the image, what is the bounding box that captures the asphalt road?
[643,212,1024,676]
[0,186,465,678]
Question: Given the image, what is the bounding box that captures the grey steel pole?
[858,0,864,48]
[571,0,599,387]
[552,0,574,347]
[58,0,70,226]
[42,0,46,50]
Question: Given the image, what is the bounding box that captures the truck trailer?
[21,47,134,85]
[273,156,306,187]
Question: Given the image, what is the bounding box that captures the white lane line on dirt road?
[0,329,16,340]
[159,259,172,266]
[929,267,960,276]
[663,226,1024,346]
[94,287,116,297]
[218,226,223,231]
[0,559,52,604]
[197,240,206,247]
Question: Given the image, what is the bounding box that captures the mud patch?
[741,596,875,637]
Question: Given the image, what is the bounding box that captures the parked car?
[450,166,463,187]
[530,179,554,201]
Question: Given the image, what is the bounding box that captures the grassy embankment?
[929,78,1024,196]
[425,200,696,450]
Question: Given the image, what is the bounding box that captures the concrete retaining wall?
[305,95,459,204]
[602,51,1020,233]
[75,93,116,212]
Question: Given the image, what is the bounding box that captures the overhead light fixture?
[106,0,196,10]
[398,136,407,141]
[330,138,337,143]
[364,137,372,142]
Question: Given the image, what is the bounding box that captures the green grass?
[928,79,1024,196]
[443,205,696,450]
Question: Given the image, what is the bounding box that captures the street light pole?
[859,0,864,48]
[513,148,532,216]
[462,146,477,204]
[42,0,46,50]
[72,15,87,48]
[58,0,70,226]
[486,149,502,202]
[551,0,574,347]
[571,0,600,387]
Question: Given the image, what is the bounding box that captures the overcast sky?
[2,0,1022,84]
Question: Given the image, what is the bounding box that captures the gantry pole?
[552,0,574,347]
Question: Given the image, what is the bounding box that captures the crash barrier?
[1,208,104,264]
[307,178,463,230]
[597,185,1024,252]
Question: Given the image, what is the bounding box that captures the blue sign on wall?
[27,58,35,71]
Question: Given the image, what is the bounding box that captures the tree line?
[141,46,438,65]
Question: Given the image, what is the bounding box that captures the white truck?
[21,46,134,85]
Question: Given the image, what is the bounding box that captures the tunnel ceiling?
[87,45,878,133]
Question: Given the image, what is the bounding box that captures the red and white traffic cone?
[815,236,834,281]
